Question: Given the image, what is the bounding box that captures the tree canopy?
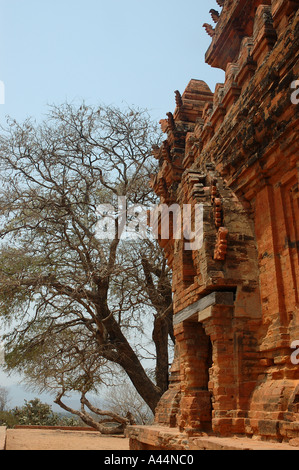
[0,103,174,425]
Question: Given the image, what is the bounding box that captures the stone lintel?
[198,305,213,323]
[173,291,234,325]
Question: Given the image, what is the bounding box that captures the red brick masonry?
[128,0,299,449]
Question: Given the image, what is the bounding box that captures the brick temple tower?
[128,0,299,449]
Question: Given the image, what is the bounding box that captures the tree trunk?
[96,307,162,413]
[54,393,125,434]
[116,347,162,413]
[152,316,170,393]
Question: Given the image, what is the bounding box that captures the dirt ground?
[5,428,130,451]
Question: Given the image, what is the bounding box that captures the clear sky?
[0,0,225,124]
[0,0,225,405]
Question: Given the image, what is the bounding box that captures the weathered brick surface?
[127,425,299,450]
[129,0,299,449]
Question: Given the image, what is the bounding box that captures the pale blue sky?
[0,0,224,124]
[0,0,225,405]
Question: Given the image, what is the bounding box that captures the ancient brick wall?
[151,0,299,444]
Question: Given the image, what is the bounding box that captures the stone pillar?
[154,345,181,427]
[202,305,239,435]
[175,322,213,434]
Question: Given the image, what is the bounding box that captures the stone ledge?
[127,425,189,450]
[0,427,6,451]
[127,425,299,451]
[190,436,299,451]
[173,291,234,325]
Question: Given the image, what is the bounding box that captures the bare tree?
[20,328,135,433]
[107,382,154,425]
[0,103,174,416]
